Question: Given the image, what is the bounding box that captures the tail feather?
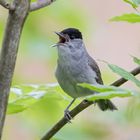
[97,99,117,111]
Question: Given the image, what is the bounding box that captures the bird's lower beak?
[51,44,58,47]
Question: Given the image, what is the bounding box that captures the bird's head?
[55,28,83,44]
[54,28,86,60]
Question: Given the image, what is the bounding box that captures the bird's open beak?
[51,32,64,47]
[51,32,67,47]
[55,31,68,44]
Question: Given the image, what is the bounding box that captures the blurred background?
[1,0,140,139]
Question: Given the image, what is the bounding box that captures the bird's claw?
[64,110,72,123]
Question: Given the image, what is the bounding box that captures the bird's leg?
[64,99,76,122]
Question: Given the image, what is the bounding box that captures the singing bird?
[54,28,117,120]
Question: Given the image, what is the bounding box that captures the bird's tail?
[97,99,117,111]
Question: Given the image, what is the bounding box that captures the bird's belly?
[55,64,97,98]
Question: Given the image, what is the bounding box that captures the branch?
[0,0,15,10]
[30,0,56,12]
[41,66,140,140]
[0,0,30,139]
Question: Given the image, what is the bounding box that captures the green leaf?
[86,90,133,101]
[108,63,140,87]
[110,13,140,23]
[8,95,38,114]
[78,83,135,101]
[123,0,138,8]
[7,103,27,114]
[8,83,70,114]
[78,83,124,92]
[132,56,140,65]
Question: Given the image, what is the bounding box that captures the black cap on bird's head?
[55,28,83,44]
[61,28,83,40]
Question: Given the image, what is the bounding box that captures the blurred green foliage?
[8,82,134,114]
[111,0,140,23]
[110,13,140,23]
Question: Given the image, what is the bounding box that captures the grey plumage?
[55,28,117,111]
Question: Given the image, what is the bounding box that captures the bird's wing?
[87,54,103,84]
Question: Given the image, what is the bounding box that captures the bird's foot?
[64,109,72,123]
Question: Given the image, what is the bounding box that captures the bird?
[54,28,117,120]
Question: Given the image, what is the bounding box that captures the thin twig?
[30,0,56,12]
[0,0,15,10]
[41,66,140,140]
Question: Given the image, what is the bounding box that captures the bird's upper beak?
[52,32,68,47]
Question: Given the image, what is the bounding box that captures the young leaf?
[8,95,38,114]
[86,90,133,101]
[132,56,140,65]
[123,0,138,8]
[78,83,135,100]
[7,103,27,114]
[78,83,124,92]
[108,63,140,87]
[110,13,140,23]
